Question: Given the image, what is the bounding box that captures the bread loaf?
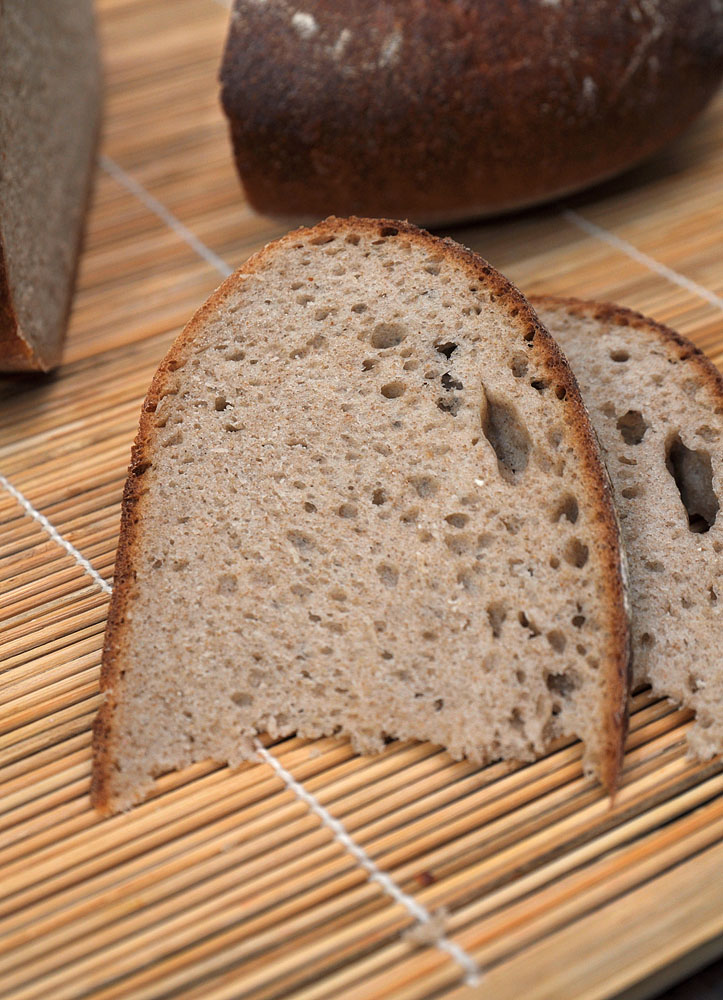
[92,217,630,814]
[220,1,723,224]
[0,0,101,372]
[535,297,723,759]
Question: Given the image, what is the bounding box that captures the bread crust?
[92,218,631,811]
[220,0,723,222]
[529,295,723,406]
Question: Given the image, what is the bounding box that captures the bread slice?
[0,0,101,372]
[92,218,629,813]
[534,297,723,759]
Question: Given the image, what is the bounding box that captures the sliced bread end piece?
[0,0,101,373]
[534,296,723,760]
[92,219,630,813]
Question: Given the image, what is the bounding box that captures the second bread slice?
[535,297,723,759]
[93,218,629,813]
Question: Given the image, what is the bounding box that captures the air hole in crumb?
[665,432,719,533]
[516,670,526,684]
[351,303,367,313]
[437,396,462,416]
[372,488,387,505]
[434,698,444,711]
[610,349,629,362]
[371,322,407,349]
[216,573,238,595]
[362,358,377,371]
[641,631,655,647]
[572,614,586,628]
[441,372,463,391]
[530,379,548,392]
[380,225,399,237]
[231,691,253,707]
[412,475,439,498]
[403,359,419,371]
[346,233,360,245]
[510,709,525,732]
[547,630,566,653]
[481,385,532,483]
[304,501,317,513]
[555,386,566,400]
[510,354,528,378]
[622,485,643,499]
[381,381,406,398]
[377,562,399,588]
[329,587,347,602]
[487,601,507,638]
[381,650,394,659]
[552,494,579,524]
[445,513,469,529]
[516,612,539,638]
[422,630,437,642]
[564,538,589,568]
[400,506,419,522]
[435,341,458,359]
[338,502,357,519]
[617,410,648,445]
[287,530,313,550]
[549,555,560,569]
[709,586,718,604]
[445,533,471,555]
[546,671,579,697]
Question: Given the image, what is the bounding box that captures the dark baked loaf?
[220,0,723,224]
[92,217,630,812]
[0,0,101,372]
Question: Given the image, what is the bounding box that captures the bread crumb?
[403,908,449,947]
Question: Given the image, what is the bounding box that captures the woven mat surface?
[1,2,723,998]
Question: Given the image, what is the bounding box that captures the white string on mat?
[562,208,723,312]
[0,473,112,596]
[99,154,233,281]
[254,739,481,986]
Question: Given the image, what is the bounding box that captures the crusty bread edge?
[529,294,723,403]
[92,218,631,812]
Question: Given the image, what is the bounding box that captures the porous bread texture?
[534,297,723,760]
[0,0,101,372]
[93,218,629,813]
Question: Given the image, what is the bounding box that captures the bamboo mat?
[1,1,723,997]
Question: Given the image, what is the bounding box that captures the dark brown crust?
[0,230,41,371]
[220,0,723,222]
[92,217,630,811]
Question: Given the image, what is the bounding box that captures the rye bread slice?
[0,0,101,372]
[534,297,723,759]
[92,218,629,813]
